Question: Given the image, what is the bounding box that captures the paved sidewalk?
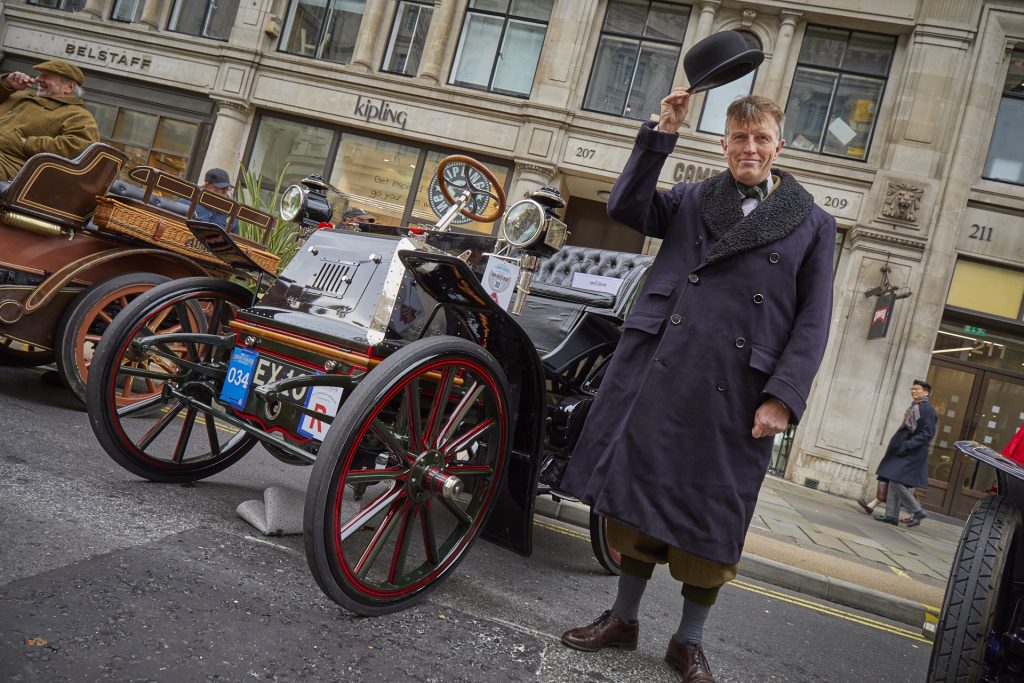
[536,474,962,635]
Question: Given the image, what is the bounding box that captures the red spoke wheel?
[0,334,54,366]
[87,277,258,483]
[589,511,622,576]
[305,336,511,615]
[54,272,171,405]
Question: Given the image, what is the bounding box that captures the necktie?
[736,179,769,201]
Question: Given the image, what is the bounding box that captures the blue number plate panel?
[220,347,259,410]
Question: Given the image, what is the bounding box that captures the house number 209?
[968,224,993,242]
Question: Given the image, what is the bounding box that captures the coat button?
[717,380,729,391]
[753,293,764,304]
[735,337,745,348]
[688,273,700,284]
[769,252,780,263]
[695,235,703,245]
[670,314,682,325]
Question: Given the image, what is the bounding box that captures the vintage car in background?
[85,154,655,615]
[0,142,278,404]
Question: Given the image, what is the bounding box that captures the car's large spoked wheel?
[305,336,511,615]
[589,511,622,576]
[929,494,1021,681]
[88,277,258,483]
[55,272,171,404]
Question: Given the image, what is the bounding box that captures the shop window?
[409,150,508,234]
[947,259,1024,321]
[25,0,84,10]
[582,0,690,120]
[111,0,144,22]
[449,0,553,98]
[279,0,367,64]
[168,0,240,41]
[983,49,1024,186]
[783,26,895,161]
[84,101,200,179]
[249,117,334,189]
[382,0,433,76]
[697,31,760,135]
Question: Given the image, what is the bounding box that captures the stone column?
[81,0,112,19]
[203,100,253,184]
[762,11,800,102]
[509,163,556,202]
[350,0,389,72]
[417,0,458,84]
[139,0,171,30]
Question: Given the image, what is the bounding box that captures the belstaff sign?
[65,41,153,70]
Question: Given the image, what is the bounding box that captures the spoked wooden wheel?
[305,336,511,615]
[589,511,622,576]
[55,272,171,404]
[87,277,258,483]
[0,334,53,366]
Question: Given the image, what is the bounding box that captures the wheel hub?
[407,450,463,503]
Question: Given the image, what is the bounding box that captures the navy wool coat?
[875,401,937,489]
[561,123,836,566]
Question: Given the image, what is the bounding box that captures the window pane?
[604,0,646,36]
[844,32,895,76]
[148,150,189,177]
[624,42,678,120]
[820,75,883,159]
[154,118,198,155]
[330,134,419,226]
[319,0,366,63]
[383,2,433,75]
[109,143,151,176]
[784,67,838,153]
[169,0,207,35]
[111,0,144,21]
[84,102,117,138]
[1004,49,1024,93]
[280,0,327,57]
[947,260,1024,319]
[698,70,756,135]
[492,19,545,95]
[509,0,552,21]
[645,3,688,42]
[249,117,333,188]
[984,97,1024,184]
[205,0,240,39]
[451,14,503,87]
[798,26,846,69]
[113,110,159,147]
[469,0,508,12]
[584,36,638,115]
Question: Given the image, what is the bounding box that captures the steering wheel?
[435,155,506,223]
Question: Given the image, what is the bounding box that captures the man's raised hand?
[658,88,691,135]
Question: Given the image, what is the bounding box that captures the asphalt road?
[0,365,931,682]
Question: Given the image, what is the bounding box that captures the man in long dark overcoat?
[874,380,936,527]
[559,92,835,681]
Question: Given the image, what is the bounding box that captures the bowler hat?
[683,31,764,93]
[204,168,232,189]
[34,59,85,86]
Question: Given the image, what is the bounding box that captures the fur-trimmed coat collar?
[697,169,814,265]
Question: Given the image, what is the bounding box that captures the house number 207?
[968,224,993,242]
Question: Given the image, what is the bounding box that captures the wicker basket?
[93,197,281,273]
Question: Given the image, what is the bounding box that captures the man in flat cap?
[0,59,100,180]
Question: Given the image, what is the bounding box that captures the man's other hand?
[752,398,790,438]
[658,88,691,134]
[3,72,36,90]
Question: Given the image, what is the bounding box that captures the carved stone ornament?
[881,181,923,224]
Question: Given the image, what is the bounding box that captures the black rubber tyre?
[589,510,622,575]
[54,272,171,404]
[305,336,511,615]
[87,277,258,483]
[928,494,1021,681]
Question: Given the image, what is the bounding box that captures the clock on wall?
[426,161,493,225]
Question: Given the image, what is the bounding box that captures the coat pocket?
[622,311,665,335]
[749,344,781,375]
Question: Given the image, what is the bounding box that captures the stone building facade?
[2,0,1023,517]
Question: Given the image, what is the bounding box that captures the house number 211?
[968,224,993,242]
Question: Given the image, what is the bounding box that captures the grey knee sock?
[675,597,713,645]
[611,572,648,622]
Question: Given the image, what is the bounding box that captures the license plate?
[220,347,258,410]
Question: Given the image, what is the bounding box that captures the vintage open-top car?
[85,154,654,615]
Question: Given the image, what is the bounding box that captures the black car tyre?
[55,272,170,404]
[88,277,258,483]
[305,336,511,616]
[589,511,623,575]
[929,494,1020,681]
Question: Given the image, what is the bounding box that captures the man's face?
[204,182,229,196]
[721,115,784,186]
[910,384,929,400]
[35,72,74,99]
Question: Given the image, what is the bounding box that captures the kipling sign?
[353,95,409,129]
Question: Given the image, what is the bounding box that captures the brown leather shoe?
[856,498,873,514]
[665,639,715,682]
[561,610,639,652]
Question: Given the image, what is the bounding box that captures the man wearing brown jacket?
[0,59,100,180]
